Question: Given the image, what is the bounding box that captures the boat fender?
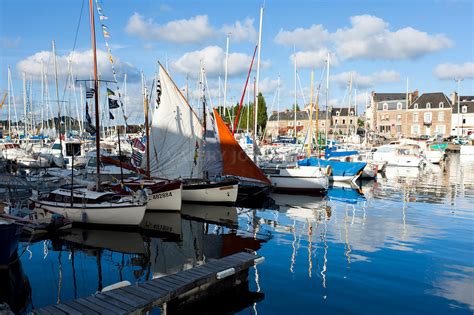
[81,211,87,223]
[325,165,332,176]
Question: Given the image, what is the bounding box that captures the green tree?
[294,103,301,111]
[257,92,267,134]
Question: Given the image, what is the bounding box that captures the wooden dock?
[33,251,264,314]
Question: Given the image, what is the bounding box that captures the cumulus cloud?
[274,14,452,61]
[16,49,140,82]
[171,45,269,78]
[0,36,21,49]
[330,70,400,89]
[220,18,257,43]
[290,49,338,68]
[259,77,280,94]
[434,62,474,80]
[125,13,215,43]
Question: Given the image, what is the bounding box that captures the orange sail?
[213,109,271,184]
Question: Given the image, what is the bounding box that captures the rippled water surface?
[3,154,474,314]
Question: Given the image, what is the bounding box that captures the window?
[424,112,432,123]
[397,102,402,110]
[335,119,338,125]
[436,125,446,135]
[412,125,420,135]
[342,119,346,124]
[426,102,431,109]
[462,106,467,113]
[414,103,418,109]
[383,103,388,110]
[350,111,354,116]
[336,111,340,116]
[439,102,444,108]
[397,114,402,122]
[438,111,444,122]
[413,113,419,122]
[396,125,401,133]
[297,121,302,126]
[463,118,466,124]
[289,121,293,127]
[350,119,353,124]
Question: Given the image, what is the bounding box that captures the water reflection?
[0,254,31,313]
[7,153,474,314]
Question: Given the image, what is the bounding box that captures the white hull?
[460,145,474,155]
[33,200,146,225]
[331,174,361,182]
[425,150,444,164]
[268,166,329,191]
[147,186,182,211]
[182,184,238,204]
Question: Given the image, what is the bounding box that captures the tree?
[294,103,301,111]
[257,92,267,133]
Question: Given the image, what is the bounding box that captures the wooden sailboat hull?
[264,166,329,194]
[32,200,146,226]
[182,180,239,205]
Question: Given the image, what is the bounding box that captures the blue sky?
[0,0,473,123]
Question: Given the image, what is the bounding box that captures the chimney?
[272,110,277,116]
[451,91,458,106]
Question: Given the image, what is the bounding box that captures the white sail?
[146,65,203,179]
[203,108,223,177]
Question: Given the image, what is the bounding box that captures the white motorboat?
[263,165,329,194]
[30,185,147,226]
[373,144,424,168]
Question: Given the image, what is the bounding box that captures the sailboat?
[30,0,147,226]
[145,64,238,205]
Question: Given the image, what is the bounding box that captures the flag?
[108,98,120,109]
[107,88,115,96]
[86,87,95,98]
[109,111,114,120]
[85,102,92,124]
[132,138,146,151]
[131,150,143,167]
[193,140,199,166]
[99,15,108,21]
[156,79,162,105]
[85,123,96,135]
[103,30,111,38]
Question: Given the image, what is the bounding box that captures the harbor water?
[3,153,474,314]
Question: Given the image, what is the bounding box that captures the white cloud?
[259,77,280,94]
[125,13,215,44]
[290,49,338,69]
[220,18,257,43]
[16,49,140,82]
[434,62,474,80]
[275,24,329,50]
[331,70,400,89]
[0,36,21,49]
[274,14,452,60]
[171,45,269,78]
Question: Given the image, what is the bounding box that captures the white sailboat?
[145,64,238,205]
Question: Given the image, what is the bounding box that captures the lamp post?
[455,78,463,139]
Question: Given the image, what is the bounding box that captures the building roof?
[377,99,408,111]
[409,92,451,110]
[268,110,308,121]
[452,96,474,114]
[332,107,355,117]
[373,93,406,102]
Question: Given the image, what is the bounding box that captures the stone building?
[406,92,452,137]
[266,109,332,138]
[331,107,357,135]
[451,93,474,136]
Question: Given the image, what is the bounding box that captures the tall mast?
[52,40,64,164]
[89,0,101,185]
[325,53,329,146]
[277,75,280,137]
[124,73,127,119]
[246,81,250,134]
[223,34,230,128]
[7,67,11,136]
[218,75,221,115]
[308,69,314,157]
[41,60,44,133]
[23,72,27,136]
[347,72,352,137]
[293,52,297,137]
[143,72,150,178]
[253,6,263,163]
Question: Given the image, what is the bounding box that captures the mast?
[325,53,329,146]
[218,75,221,115]
[293,53,297,138]
[246,82,250,134]
[277,75,280,137]
[124,73,127,119]
[223,34,230,128]
[347,72,352,138]
[89,0,101,186]
[307,69,314,157]
[200,64,207,179]
[52,40,64,165]
[23,72,27,136]
[7,67,11,136]
[41,60,44,133]
[253,6,263,163]
[143,72,150,178]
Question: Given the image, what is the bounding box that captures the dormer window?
[414,103,418,109]
[383,103,388,110]
[439,102,444,108]
[462,106,467,113]
[397,102,402,110]
[336,111,340,116]
[426,102,431,109]
[350,111,354,116]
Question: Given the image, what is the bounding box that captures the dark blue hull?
[0,223,21,268]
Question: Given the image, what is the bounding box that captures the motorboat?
[373,144,425,167]
[262,165,329,194]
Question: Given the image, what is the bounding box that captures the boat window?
[52,143,61,150]
[66,143,81,157]
[87,157,97,167]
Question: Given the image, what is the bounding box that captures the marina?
[1,0,473,314]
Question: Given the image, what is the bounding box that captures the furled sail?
[145,65,203,179]
[213,109,271,184]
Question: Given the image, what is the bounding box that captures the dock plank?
[34,251,262,315]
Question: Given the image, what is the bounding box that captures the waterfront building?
[450,93,474,136]
[406,92,452,137]
[266,109,333,139]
